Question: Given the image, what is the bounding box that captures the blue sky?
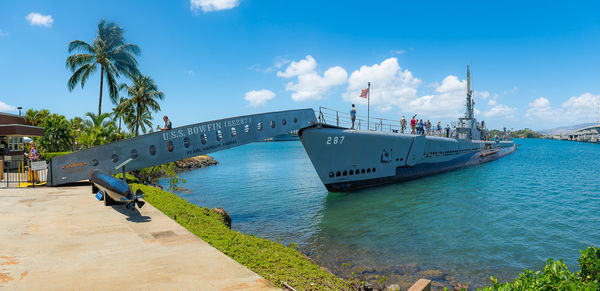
[1,0,599,130]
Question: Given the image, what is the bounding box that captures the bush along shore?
[128,155,218,189]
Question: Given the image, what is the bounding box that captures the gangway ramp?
[48,109,317,186]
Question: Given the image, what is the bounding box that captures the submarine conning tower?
[456,65,486,140]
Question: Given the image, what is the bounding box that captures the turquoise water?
[159,138,600,287]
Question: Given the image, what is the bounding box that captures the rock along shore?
[174,155,219,171]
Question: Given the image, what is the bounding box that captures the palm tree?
[112,97,134,132]
[66,19,141,115]
[84,112,112,128]
[78,112,119,148]
[119,74,164,136]
[24,109,50,127]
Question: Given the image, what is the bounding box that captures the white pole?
[367,82,371,130]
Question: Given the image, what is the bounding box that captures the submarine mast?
[465,65,474,119]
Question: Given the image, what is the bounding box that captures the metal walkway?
[48,109,317,186]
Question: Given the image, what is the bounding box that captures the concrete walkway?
[0,184,279,290]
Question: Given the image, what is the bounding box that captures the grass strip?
[131,183,353,290]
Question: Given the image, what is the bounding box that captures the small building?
[1,112,45,180]
[567,125,600,143]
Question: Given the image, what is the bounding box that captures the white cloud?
[393,50,406,55]
[561,93,600,123]
[526,93,600,125]
[26,13,53,27]
[525,97,554,121]
[277,55,317,78]
[475,91,490,100]
[484,104,517,118]
[244,90,275,107]
[0,101,16,112]
[185,70,195,75]
[435,75,464,93]
[488,99,497,106]
[343,57,420,112]
[279,55,347,101]
[286,67,347,101]
[191,0,240,12]
[404,75,464,117]
[250,57,290,73]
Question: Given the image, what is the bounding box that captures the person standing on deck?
[161,116,172,131]
[350,104,357,129]
[426,120,432,135]
[410,114,417,134]
[400,116,407,133]
[445,124,450,137]
[419,119,424,135]
[436,122,442,136]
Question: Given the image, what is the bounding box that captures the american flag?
[359,88,369,98]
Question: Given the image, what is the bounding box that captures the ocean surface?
[159,138,600,288]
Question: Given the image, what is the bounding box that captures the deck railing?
[317,106,405,133]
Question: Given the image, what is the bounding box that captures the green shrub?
[579,246,600,283]
[113,173,140,183]
[482,251,600,290]
[132,183,352,290]
[40,151,72,160]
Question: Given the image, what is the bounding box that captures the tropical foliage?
[75,112,122,148]
[118,74,164,136]
[66,19,140,115]
[24,108,131,154]
[24,109,50,127]
[482,247,600,290]
[37,114,72,152]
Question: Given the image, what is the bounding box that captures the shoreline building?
[567,125,600,143]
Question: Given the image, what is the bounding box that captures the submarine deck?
[0,184,278,290]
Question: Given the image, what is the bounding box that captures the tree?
[24,109,50,127]
[38,114,73,152]
[118,74,164,136]
[79,112,120,147]
[66,19,141,115]
[112,97,134,132]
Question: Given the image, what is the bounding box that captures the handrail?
[317,106,404,133]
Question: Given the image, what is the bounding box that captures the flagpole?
[367,82,371,130]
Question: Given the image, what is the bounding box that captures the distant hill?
[540,123,597,135]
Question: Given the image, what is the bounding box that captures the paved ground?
[0,184,279,290]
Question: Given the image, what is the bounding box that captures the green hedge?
[40,151,72,160]
[114,173,140,184]
[482,247,600,290]
[131,183,352,290]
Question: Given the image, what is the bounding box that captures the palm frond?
[65,54,95,71]
[80,63,98,89]
[104,67,120,103]
[68,64,92,90]
[68,40,95,53]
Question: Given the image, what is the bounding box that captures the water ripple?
[160,139,600,288]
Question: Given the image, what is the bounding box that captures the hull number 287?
[326,136,345,145]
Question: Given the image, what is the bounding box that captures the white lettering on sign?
[162,117,252,141]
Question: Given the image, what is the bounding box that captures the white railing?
[317,107,407,133]
[316,107,456,137]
